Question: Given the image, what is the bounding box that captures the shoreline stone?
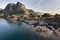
[34,26,53,37]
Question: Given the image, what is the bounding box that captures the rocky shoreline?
[4,15,60,38]
[0,12,60,38]
[0,2,60,39]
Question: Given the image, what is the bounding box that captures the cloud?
[33,0,60,14]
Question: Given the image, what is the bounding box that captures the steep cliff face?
[4,2,29,15]
[5,3,15,12]
[15,2,24,12]
[15,2,29,14]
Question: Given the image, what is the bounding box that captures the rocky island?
[0,2,60,39]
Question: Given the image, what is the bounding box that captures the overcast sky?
[0,0,60,14]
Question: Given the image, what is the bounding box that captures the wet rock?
[34,26,53,37]
[7,15,18,23]
[54,30,60,37]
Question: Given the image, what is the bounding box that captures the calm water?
[0,18,58,40]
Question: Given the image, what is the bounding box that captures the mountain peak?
[4,2,29,15]
[8,3,15,5]
[17,2,21,4]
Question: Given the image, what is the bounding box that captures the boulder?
[34,26,53,37]
[54,30,60,37]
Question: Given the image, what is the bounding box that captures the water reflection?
[0,18,56,40]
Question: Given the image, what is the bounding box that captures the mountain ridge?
[3,2,29,15]
[0,2,44,16]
